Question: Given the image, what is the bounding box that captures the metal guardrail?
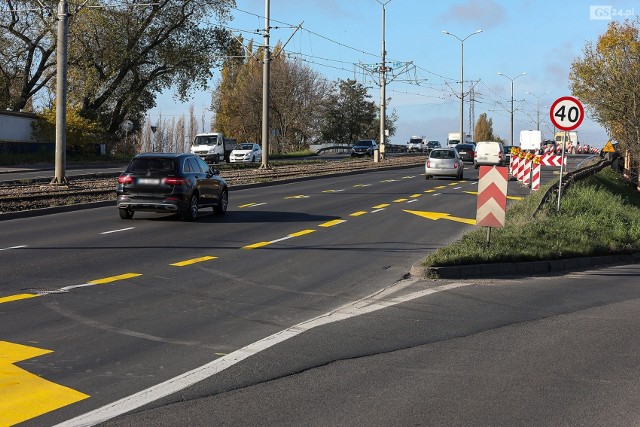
[533,158,612,218]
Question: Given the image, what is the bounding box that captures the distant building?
[0,110,52,155]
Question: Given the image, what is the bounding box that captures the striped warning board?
[476,166,508,228]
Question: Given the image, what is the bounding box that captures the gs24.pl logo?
[590,5,636,20]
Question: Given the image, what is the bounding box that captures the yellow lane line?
[350,211,367,217]
[393,198,408,203]
[424,189,435,193]
[0,293,39,305]
[87,273,143,285]
[170,256,218,267]
[243,241,272,250]
[410,194,422,198]
[319,219,346,227]
[289,229,316,237]
[372,204,390,209]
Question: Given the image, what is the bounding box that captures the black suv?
[351,139,378,157]
[116,153,228,221]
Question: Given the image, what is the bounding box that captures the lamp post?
[442,29,482,146]
[526,91,549,131]
[497,72,526,146]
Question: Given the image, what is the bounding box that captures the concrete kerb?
[412,252,640,280]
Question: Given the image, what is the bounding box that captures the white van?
[474,141,505,169]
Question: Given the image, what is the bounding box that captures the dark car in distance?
[116,153,228,221]
[351,139,378,157]
[454,143,476,163]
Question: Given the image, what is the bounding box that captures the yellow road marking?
[435,186,446,189]
[284,195,309,199]
[404,209,476,225]
[350,211,367,217]
[289,229,315,237]
[0,341,89,425]
[319,219,346,227]
[410,194,422,198]
[464,190,523,200]
[87,273,142,285]
[372,204,390,209]
[393,198,408,203]
[243,241,271,249]
[424,189,435,193]
[238,203,257,208]
[0,293,39,305]
[170,256,218,267]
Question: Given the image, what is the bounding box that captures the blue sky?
[149,0,639,149]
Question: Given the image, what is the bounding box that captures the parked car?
[229,143,262,163]
[351,139,378,157]
[474,141,505,169]
[454,143,475,163]
[425,147,464,179]
[116,153,228,221]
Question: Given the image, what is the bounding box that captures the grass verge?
[423,168,640,267]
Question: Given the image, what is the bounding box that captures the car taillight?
[426,160,430,168]
[118,175,133,184]
[164,177,186,185]
[454,162,459,169]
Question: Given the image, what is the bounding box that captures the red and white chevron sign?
[476,166,508,228]
[538,154,565,167]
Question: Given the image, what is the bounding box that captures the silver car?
[425,148,464,180]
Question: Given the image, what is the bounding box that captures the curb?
[411,252,640,279]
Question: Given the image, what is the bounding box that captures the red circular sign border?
[549,96,584,131]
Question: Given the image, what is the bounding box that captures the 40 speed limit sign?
[549,96,584,131]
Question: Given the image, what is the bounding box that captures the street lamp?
[497,72,526,146]
[442,29,482,146]
[526,91,549,131]
[375,0,391,162]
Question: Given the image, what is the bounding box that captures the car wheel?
[214,189,228,215]
[459,169,464,180]
[183,193,199,221]
[251,155,256,162]
[214,154,220,164]
[474,162,479,169]
[118,208,133,219]
[425,174,430,180]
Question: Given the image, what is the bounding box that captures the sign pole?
[557,130,566,212]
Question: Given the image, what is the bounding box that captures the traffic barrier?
[531,160,541,190]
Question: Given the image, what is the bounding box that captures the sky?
[148,0,639,149]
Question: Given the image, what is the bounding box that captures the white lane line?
[56,281,470,427]
[0,245,27,251]
[100,227,135,235]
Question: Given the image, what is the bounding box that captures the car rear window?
[128,158,176,173]
[431,150,455,159]
[356,140,373,147]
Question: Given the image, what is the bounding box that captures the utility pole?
[51,0,69,185]
[526,91,550,131]
[497,72,526,146]
[375,0,391,162]
[260,0,270,169]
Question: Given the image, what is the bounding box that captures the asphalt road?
[4,157,637,426]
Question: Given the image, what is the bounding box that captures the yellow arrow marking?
[404,210,476,225]
[170,256,217,267]
[0,341,89,425]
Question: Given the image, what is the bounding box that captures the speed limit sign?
[549,96,584,131]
